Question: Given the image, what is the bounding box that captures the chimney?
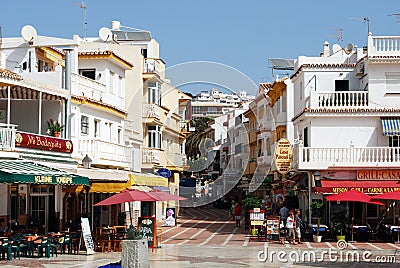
[322,41,330,57]
[111,21,121,31]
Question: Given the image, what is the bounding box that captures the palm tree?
[185,117,212,158]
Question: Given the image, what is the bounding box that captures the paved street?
[1,207,400,267]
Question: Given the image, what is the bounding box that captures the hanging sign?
[15,132,73,153]
[80,218,94,255]
[274,138,293,175]
[157,168,171,178]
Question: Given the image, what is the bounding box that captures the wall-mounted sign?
[15,132,73,153]
[357,170,400,180]
[274,138,293,175]
[157,168,171,178]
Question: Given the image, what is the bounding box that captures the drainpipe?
[64,49,72,139]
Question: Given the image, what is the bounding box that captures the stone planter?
[121,239,149,268]
[313,235,322,243]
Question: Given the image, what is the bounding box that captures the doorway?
[30,195,48,232]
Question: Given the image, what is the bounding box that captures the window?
[208,107,217,114]
[389,136,400,147]
[193,106,201,114]
[81,116,89,135]
[148,125,161,149]
[300,82,303,100]
[141,49,148,58]
[109,71,115,93]
[118,127,122,144]
[386,72,400,93]
[148,82,161,105]
[94,120,100,138]
[79,69,96,80]
[118,76,124,98]
[335,80,349,91]
[303,127,308,147]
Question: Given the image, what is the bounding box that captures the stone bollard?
[121,239,149,268]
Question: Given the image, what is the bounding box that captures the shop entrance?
[30,195,48,232]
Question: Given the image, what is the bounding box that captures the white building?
[291,35,400,224]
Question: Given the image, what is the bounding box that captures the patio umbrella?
[93,188,158,226]
[326,190,384,242]
[148,190,187,201]
[371,190,400,243]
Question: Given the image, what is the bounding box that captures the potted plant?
[331,210,346,241]
[47,118,65,137]
[311,201,324,242]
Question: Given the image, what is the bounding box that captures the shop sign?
[332,187,400,194]
[15,132,73,153]
[157,168,171,178]
[357,170,400,180]
[274,138,293,175]
[34,175,74,184]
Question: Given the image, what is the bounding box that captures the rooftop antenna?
[327,27,343,43]
[73,0,87,39]
[349,17,370,36]
[388,12,400,24]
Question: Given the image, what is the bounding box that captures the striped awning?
[0,160,89,186]
[381,117,400,136]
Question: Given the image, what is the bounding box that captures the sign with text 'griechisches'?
[274,138,293,175]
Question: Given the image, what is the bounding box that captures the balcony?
[79,139,132,169]
[165,153,187,167]
[0,124,16,151]
[143,103,161,121]
[294,143,400,170]
[308,91,369,109]
[143,58,165,78]
[368,36,400,57]
[71,73,106,102]
[142,148,160,164]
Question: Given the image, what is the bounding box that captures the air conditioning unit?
[356,62,365,76]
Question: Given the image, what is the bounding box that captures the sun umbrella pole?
[349,202,356,243]
[397,201,400,244]
[129,202,133,227]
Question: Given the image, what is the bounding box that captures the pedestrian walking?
[234,202,242,227]
[295,209,303,244]
[286,212,297,245]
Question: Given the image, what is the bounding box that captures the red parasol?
[149,190,187,201]
[93,188,157,206]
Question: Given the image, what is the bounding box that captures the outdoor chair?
[38,237,57,258]
[58,235,72,254]
[70,232,81,254]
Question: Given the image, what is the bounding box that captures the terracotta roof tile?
[0,68,23,80]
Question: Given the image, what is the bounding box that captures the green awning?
[0,160,89,186]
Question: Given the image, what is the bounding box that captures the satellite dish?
[99,27,112,42]
[332,44,341,54]
[346,43,354,51]
[21,25,37,43]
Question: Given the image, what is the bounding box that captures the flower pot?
[313,235,322,242]
[336,235,346,241]
[53,132,60,137]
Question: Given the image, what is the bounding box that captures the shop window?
[367,203,378,218]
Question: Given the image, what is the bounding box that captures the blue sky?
[1,1,399,94]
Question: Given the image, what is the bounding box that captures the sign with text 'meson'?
[15,132,73,153]
[274,138,293,175]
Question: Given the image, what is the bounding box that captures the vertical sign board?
[81,218,94,255]
[164,207,176,227]
[138,216,156,250]
[274,138,293,175]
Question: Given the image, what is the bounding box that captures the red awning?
[316,180,400,194]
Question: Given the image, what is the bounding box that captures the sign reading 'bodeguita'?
[274,138,293,175]
[15,132,73,153]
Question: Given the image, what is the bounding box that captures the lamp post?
[82,154,92,169]
[82,155,92,217]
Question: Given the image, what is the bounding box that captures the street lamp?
[82,154,92,169]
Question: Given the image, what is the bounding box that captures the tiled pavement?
[1,206,400,267]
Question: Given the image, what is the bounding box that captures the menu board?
[138,216,156,249]
[81,218,94,255]
[266,216,281,241]
[250,209,265,226]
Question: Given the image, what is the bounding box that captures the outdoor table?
[113,226,126,233]
[23,235,43,257]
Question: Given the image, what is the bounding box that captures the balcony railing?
[165,153,187,167]
[143,103,161,119]
[0,124,17,151]
[308,91,369,108]
[79,139,132,169]
[368,36,400,56]
[143,58,165,76]
[71,73,106,101]
[143,148,160,164]
[295,143,400,169]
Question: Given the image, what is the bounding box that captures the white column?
[38,92,42,134]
